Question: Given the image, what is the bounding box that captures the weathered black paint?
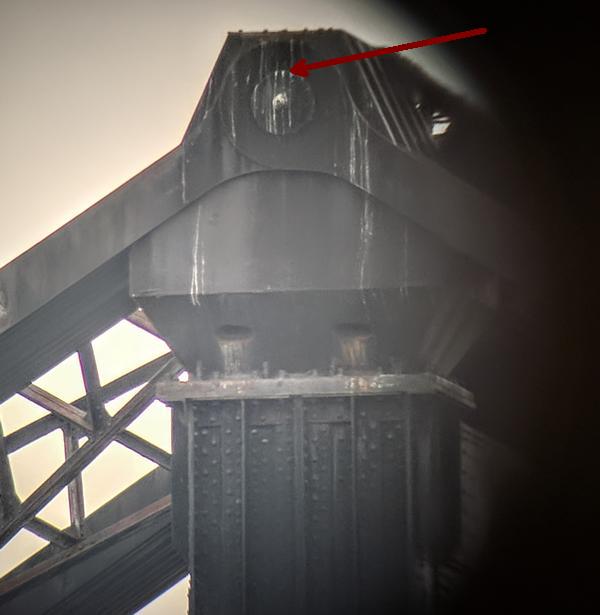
[171,394,460,614]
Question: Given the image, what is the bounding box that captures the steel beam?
[116,431,171,471]
[77,343,106,430]
[2,418,76,549]
[0,144,184,405]
[6,350,174,462]
[0,495,172,598]
[71,352,173,410]
[0,359,176,548]
[5,416,62,454]
[25,518,76,549]
[158,372,475,409]
[0,253,133,406]
[0,148,183,337]
[20,385,92,431]
[63,426,85,538]
[17,385,171,469]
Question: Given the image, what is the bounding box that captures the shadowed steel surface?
[129,29,533,614]
[0,26,545,615]
[169,393,460,614]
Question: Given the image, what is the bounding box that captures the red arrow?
[290,27,487,77]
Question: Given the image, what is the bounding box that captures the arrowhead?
[290,58,309,78]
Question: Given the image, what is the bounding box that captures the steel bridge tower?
[0,30,545,614]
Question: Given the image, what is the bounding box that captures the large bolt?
[334,323,373,370]
[216,325,253,375]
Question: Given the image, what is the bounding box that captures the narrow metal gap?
[292,397,306,615]
[350,396,359,613]
[186,401,197,614]
[240,399,247,615]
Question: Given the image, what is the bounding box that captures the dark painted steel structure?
[0,29,544,613]
[164,383,468,614]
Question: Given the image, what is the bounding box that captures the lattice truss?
[0,309,182,584]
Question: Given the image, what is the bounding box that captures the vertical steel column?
[78,342,106,431]
[0,419,17,523]
[62,425,85,538]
